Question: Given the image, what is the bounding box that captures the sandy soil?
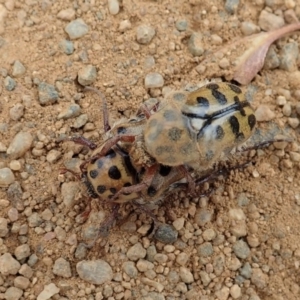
[1,0,300,299]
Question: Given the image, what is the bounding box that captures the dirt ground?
[1,0,300,299]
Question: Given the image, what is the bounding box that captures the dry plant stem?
[83,86,111,132]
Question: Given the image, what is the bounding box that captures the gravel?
[4,76,16,91]
[76,260,113,284]
[77,65,97,86]
[64,18,89,39]
[188,33,204,56]
[136,24,156,44]
[38,82,59,105]
[0,168,15,186]
[12,60,26,77]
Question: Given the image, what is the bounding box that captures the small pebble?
[144,72,164,88]
[4,287,23,300]
[197,242,214,257]
[154,224,178,244]
[290,151,300,162]
[7,131,33,159]
[136,24,156,44]
[280,42,299,72]
[240,21,260,35]
[4,76,16,91]
[282,103,292,116]
[53,258,72,278]
[37,283,60,300]
[179,267,194,283]
[233,240,251,259]
[0,167,15,186]
[9,160,21,171]
[251,268,267,289]
[59,40,74,55]
[215,286,230,300]
[122,261,138,278]
[219,57,230,69]
[126,243,146,261]
[61,182,81,208]
[230,284,241,299]
[77,65,97,86]
[0,217,8,237]
[15,244,31,260]
[108,0,119,15]
[65,18,89,40]
[173,217,185,231]
[0,253,21,275]
[240,262,252,278]
[255,105,275,121]
[225,0,240,14]
[73,114,88,128]
[12,60,26,77]
[175,19,188,31]
[14,276,30,290]
[57,104,81,120]
[46,149,62,163]
[276,95,286,106]
[288,117,299,129]
[258,10,285,31]
[264,45,280,69]
[38,82,59,105]
[9,103,24,121]
[76,260,113,284]
[57,8,75,21]
[194,209,213,226]
[119,19,131,32]
[188,33,204,57]
[284,9,298,24]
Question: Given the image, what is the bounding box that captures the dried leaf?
[201,23,300,85]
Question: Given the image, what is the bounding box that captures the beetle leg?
[69,136,98,150]
[178,165,196,195]
[98,204,120,237]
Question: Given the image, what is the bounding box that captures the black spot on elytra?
[206,83,219,90]
[229,115,240,137]
[89,169,98,179]
[159,165,172,177]
[248,114,256,130]
[106,149,116,158]
[117,126,127,134]
[108,165,121,180]
[147,186,157,197]
[196,97,209,107]
[110,187,117,194]
[97,185,106,194]
[123,182,132,195]
[229,84,242,94]
[236,132,245,142]
[163,110,177,121]
[168,127,182,141]
[233,96,247,116]
[215,125,225,140]
[212,89,227,105]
